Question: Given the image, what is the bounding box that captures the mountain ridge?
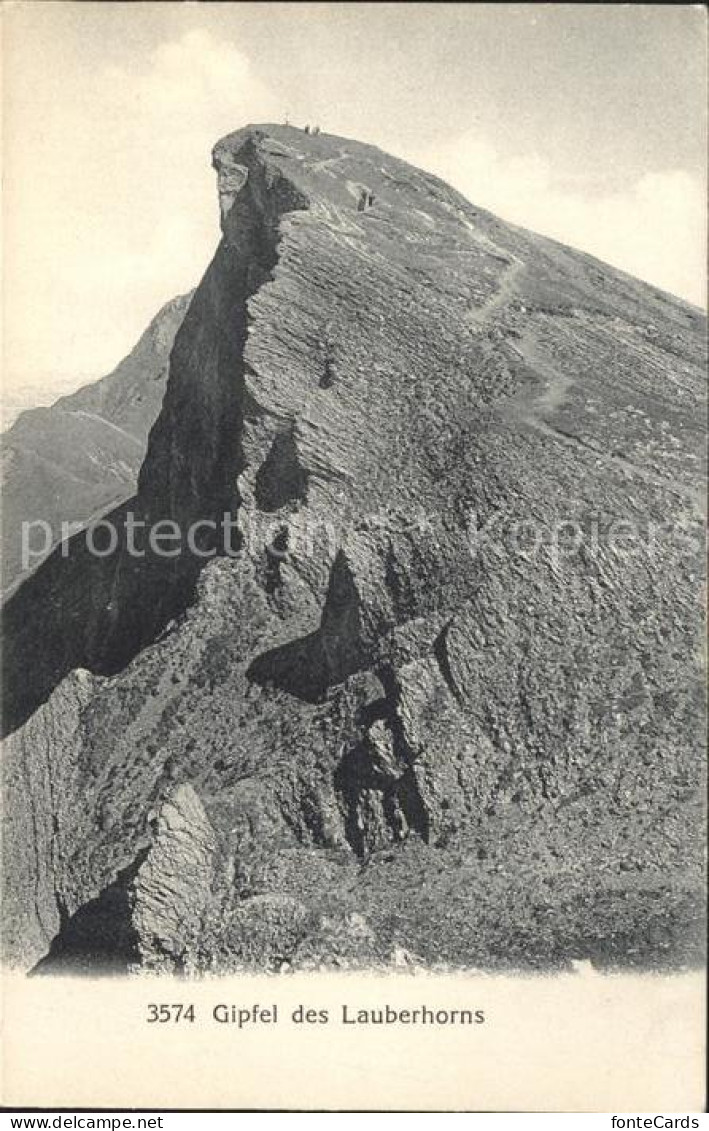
[1,123,705,973]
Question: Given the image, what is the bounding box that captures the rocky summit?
[2,124,706,974]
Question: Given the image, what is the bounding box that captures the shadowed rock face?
[1,124,706,973]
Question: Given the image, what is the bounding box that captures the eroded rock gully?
[2,124,705,973]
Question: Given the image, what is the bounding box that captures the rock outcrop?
[2,124,705,973]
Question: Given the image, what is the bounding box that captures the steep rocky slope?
[2,125,705,973]
[1,294,191,593]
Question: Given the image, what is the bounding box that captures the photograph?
[1,1,706,1114]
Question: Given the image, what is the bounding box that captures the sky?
[3,2,707,400]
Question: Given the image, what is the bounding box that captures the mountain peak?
[2,124,705,973]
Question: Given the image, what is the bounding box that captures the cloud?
[4,28,281,389]
[414,132,706,307]
[78,30,282,356]
[105,29,277,141]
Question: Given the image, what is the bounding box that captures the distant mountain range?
[2,380,88,431]
[1,293,192,594]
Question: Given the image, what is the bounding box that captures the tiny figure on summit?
[357,188,376,212]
